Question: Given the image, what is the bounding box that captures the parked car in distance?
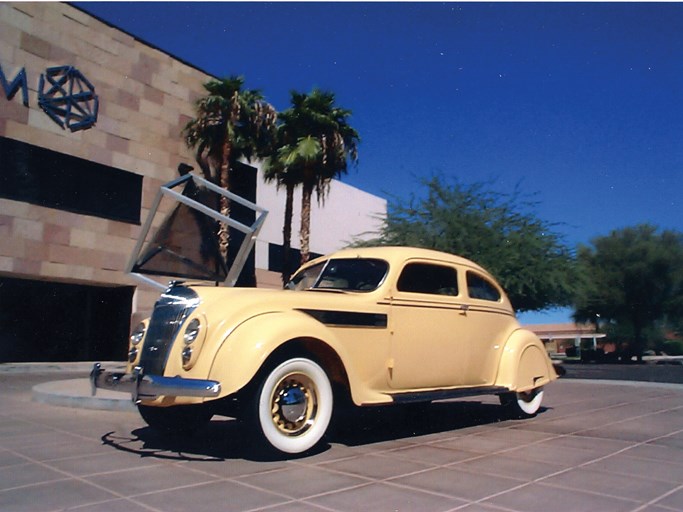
[92,246,560,454]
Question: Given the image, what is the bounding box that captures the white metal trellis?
[126,172,268,291]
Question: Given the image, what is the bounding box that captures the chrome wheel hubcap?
[270,373,318,436]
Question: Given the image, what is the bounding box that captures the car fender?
[206,310,362,400]
[494,328,557,392]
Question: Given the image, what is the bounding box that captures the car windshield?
[286,258,389,292]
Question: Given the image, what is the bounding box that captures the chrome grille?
[138,285,199,375]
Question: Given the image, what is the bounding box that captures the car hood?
[183,284,383,328]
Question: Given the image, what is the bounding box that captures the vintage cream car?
[92,247,559,454]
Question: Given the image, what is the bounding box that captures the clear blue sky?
[76,2,683,323]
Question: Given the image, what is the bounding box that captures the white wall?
[254,165,387,271]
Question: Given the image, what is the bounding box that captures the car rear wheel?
[252,357,333,454]
[138,403,213,435]
[499,387,544,418]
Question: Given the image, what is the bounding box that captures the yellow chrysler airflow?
[93,247,559,455]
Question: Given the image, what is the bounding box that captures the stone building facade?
[0,3,386,362]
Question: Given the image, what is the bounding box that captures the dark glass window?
[397,263,459,296]
[0,136,142,224]
[467,271,501,302]
[0,276,133,362]
[268,243,322,276]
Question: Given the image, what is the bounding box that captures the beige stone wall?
[0,3,388,328]
[0,3,211,314]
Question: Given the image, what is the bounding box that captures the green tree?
[359,176,576,312]
[262,136,317,284]
[273,89,359,267]
[573,224,683,361]
[183,75,277,261]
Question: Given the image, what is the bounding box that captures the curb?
[1,361,125,374]
[561,378,683,390]
[32,378,136,412]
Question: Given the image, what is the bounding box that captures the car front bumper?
[90,363,221,403]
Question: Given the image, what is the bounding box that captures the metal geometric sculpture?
[131,176,227,282]
[38,66,99,132]
[127,172,268,291]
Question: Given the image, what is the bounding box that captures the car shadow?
[331,400,524,446]
[101,419,293,463]
[100,400,547,462]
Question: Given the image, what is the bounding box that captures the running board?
[390,385,510,404]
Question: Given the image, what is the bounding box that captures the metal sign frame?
[127,173,268,291]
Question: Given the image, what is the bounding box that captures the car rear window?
[466,271,501,302]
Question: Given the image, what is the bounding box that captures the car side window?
[397,263,459,296]
[466,271,501,302]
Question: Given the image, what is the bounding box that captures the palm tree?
[272,89,359,267]
[263,136,317,284]
[183,75,277,262]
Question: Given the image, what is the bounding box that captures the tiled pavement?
[1,372,683,512]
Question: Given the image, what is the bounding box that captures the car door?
[388,261,468,390]
[459,269,517,386]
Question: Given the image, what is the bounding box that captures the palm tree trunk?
[218,138,231,264]
[300,180,314,265]
[281,182,295,285]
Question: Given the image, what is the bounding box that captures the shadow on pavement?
[100,400,548,462]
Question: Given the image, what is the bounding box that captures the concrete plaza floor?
[1,370,683,512]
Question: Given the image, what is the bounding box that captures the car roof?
[305,246,490,275]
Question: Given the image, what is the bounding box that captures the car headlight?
[182,346,193,365]
[183,318,201,345]
[130,322,146,346]
[180,316,207,370]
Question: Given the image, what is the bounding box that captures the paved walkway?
[0,370,682,511]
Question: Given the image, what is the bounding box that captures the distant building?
[527,323,607,356]
[0,3,385,362]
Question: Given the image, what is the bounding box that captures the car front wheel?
[252,357,333,454]
[499,387,544,418]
